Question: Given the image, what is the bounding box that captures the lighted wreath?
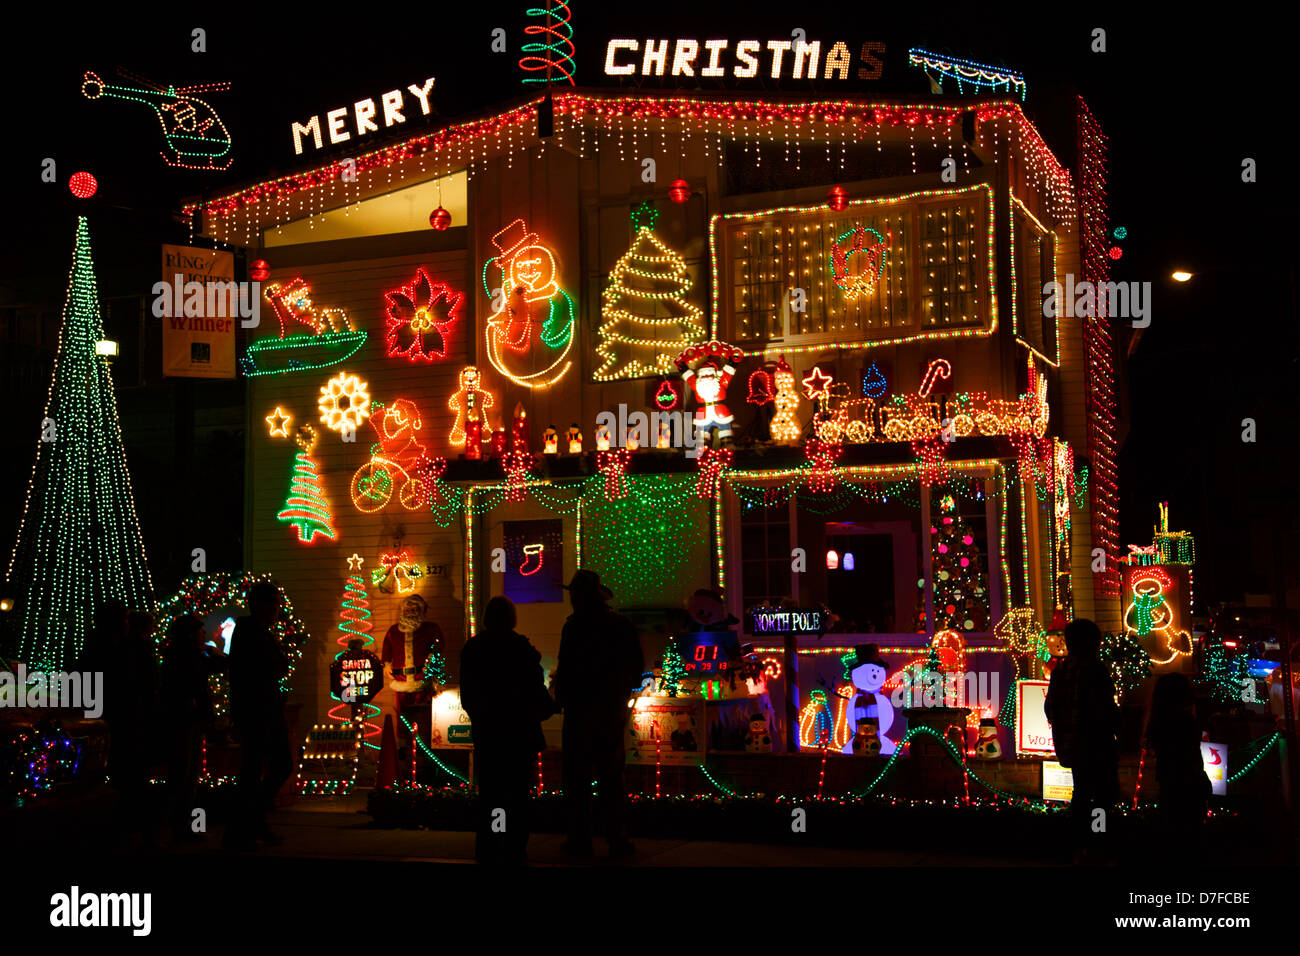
[830,226,889,299]
[154,573,310,716]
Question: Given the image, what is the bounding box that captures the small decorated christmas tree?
[929,493,987,633]
[277,425,337,543]
[595,201,706,381]
[659,641,685,698]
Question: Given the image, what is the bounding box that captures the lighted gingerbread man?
[448,365,496,446]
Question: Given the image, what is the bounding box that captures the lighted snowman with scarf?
[840,643,896,756]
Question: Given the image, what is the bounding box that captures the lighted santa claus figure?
[677,342,744,447]
[381,594,446,755]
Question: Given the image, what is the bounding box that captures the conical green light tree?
[5,217,155,669]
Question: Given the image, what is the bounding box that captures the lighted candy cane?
[918,358,952,398]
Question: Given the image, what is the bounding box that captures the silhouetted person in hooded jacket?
[1146,672,1211,861]
[460,596,556,864]
[225,581,291,850]
[1045,618,1120,861]
[553,571,643,858]
[161,613,219,843]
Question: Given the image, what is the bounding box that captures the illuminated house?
[184,80,1121,748]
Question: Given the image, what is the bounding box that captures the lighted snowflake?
[318,372,371,433]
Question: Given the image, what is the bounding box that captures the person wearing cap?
[553,570,644,858]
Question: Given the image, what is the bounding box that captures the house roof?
[182,87,1075,245]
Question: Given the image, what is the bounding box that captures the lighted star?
[265,407,292,437]
[347,553,364,571]
[802,367,834,401]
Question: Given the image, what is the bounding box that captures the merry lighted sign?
[747,606,827,636]
[291,77,436,155]
[603,38,885,81]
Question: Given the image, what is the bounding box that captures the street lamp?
[1171,271,1193,282]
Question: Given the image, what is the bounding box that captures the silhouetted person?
[554,570,643,858]
[1146,673,1211,860]
[106,610,159,846]
[460,596,557,864]
[161,614,218,843]
[226,582,291,850]
[1044,618,1120,861]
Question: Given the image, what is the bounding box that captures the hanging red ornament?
[69,171,98,199]
[827,185,848,211]
[654,379,681,411]
[430,206,452,231]
[249,259,270,282]
[668,178,690,204]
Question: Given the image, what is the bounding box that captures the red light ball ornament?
[430,206,452,231]
[827,185,848,211]
[668,179,690,204]
[249,259,270,282]
[69,172,97,199]
[1108,246,1123,260]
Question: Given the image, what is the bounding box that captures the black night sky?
[1,5,1293,613]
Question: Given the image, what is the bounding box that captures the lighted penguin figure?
[840,643,896,755]
[81,70,233,171]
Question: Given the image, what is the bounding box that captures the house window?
[739,501,792,607]
[1013,202,1058,363]
[720,186,991,349]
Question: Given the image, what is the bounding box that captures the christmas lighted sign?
[603,38,885,81]
[291,77,435,155]
[746,606,827,636]
[330,649,383,705]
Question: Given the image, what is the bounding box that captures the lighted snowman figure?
[841,643,895,755]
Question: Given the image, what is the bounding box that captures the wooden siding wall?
[248,249,471,733]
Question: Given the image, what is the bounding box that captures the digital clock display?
[677,631,742,675]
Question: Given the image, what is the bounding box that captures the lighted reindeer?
[81,70,233,171]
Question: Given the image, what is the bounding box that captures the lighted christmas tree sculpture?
[5,218,155,670]
[927,493,988,633]
[595,201,706,381]
[277,424,337,543]
[337,570,374,650]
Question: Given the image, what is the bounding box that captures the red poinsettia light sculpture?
[383,267,463,362]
